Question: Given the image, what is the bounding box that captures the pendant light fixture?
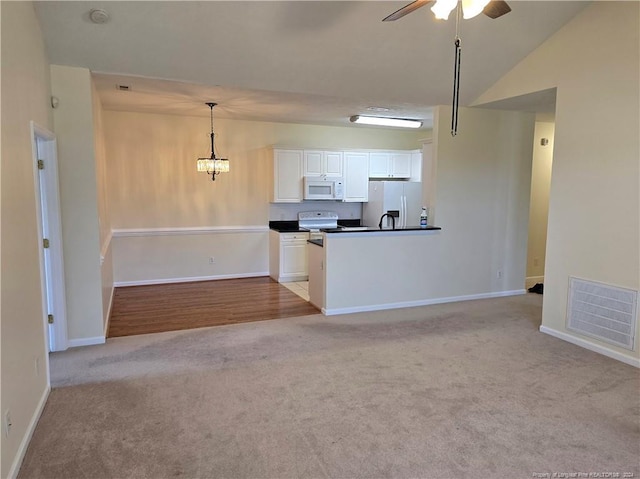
[196,102,229,181]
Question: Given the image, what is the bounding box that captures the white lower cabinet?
[269,230,309,282]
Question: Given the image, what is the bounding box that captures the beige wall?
[0,2,52,476]
[526,121,554,287]
[104,110,426,284]
[104,111,425,229]
[50,65,104,343]
[474,1,639,361]
[92,79,114,332]
[432,105,534,293]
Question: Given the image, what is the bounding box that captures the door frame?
[31,121,68,352]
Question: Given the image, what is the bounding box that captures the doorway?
[526,119,555,291]
[31,122,68,352]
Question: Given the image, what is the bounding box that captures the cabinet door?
[390,153,411,178]
[303,150,324,176]
[281,242,308,276]
[273,149,303,202]
[369,153,390,178]
[343,152,369,202]
[324,151,344,177]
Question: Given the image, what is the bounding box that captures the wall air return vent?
[567,277,638,350]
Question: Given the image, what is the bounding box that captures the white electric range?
[298,211,339,240]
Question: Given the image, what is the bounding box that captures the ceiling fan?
[382,0,512,136]
[382,0,511,22]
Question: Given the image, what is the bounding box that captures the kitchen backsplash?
[269,201,362,221]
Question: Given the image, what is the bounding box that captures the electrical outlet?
[533,258,539,267]
[4,410,12,437]
[497,270,503,279]
[35,357,40,376]
[209,257,215,264]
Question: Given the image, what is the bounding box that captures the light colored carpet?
[19,294,640,478]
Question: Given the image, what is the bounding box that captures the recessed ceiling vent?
[567,277,638,350]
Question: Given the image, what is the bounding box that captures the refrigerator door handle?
[402,195,406,228]
[404,195,408,228]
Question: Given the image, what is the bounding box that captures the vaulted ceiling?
[34,1,589,128]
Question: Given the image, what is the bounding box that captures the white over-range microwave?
[303,177,344,201]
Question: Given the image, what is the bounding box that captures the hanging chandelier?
[196,102,229,181]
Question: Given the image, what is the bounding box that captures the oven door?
[306,230,324,241]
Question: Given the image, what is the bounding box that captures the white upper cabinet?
[390,153,411,177]
[369,151,412,179]
[343,152,369,202]
[303,150,344,177]
[410,149,422,182]
[271,147,419,203]
[272,149,303,203]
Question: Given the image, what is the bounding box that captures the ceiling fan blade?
[483,0,511,19]
[382,0,432,22]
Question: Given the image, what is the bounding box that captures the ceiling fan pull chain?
[451,2,462,137]
[451,37,461,137]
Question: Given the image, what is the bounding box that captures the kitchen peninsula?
[308,226,442,314]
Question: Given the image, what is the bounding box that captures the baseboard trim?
[323,289,526,316]
[67,336,106,348]
[539,326,640,368]
[7,385,51,479]
[114,271,270,288]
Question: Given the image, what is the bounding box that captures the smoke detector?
[88,8,110,24]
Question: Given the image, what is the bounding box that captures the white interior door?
[32,122,68,352]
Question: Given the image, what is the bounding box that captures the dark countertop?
[307,239,323,247]
[269,219,362,233]
[268,220,303,232]
[322,225,442,233]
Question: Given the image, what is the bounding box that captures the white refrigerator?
[362,181,423,229]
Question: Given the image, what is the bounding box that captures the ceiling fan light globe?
[462,0,491,18]
[431,0,457,19]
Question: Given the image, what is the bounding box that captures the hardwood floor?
[108,277,320,338]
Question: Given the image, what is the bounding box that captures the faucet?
[378,213,396,230]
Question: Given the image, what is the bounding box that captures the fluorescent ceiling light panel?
[350,115,422,129]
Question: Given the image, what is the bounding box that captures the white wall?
[104,110,426,284]
[474,1,639,362]
[50,65,104,344]
[0,2,52,476]
[269,201,361,221]
[526,121,554,288]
